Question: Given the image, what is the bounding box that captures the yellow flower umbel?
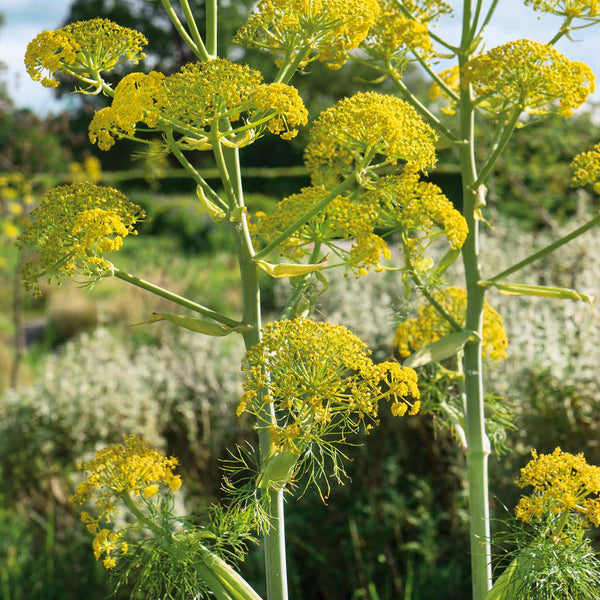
[88,59,307,151]
[305,91,437,188]
[18,183,144,294]
[361,0,434,69]
[462,39,595,119]
[68,156,103,183]
[69,435,182,569]
[233,0,380,70]
[570,143,600,194]
[524,0,600,20]
[394,287,508,360]
[367,170,468,265]
[251,186,390,275]
[515,448,600,527]
[239,318,420,487]
[25,18,147,90]
[403,0,453,21]
[0,173,35,245]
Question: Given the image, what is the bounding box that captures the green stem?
[218,129,289,599]
[165,129,229,211]
[474,0,499,40]
[472,109,521,189]
[196,565,235,600]
[550,510,570,539]
[411,51,460,103]
[387,68,463,145]
[408,265,463,332]
[470,0,485,40]
[549,15,574,45]
[391,0,458,52]
[279,243,322,320]
[179,0,210,58]
[211,124,241,207]
[121,493,167,538]
[487,213,600,282]
[458,3,492,597]
[274,49,311,84]
[160,0,209,60]
[202,551,264,600]
[112,267,242,327]
[253,176,357,260]
[205,0,218,57]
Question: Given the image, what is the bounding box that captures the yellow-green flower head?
[248,83,308,140]
[252,186,390,274]
[305,92,438,187]
[240,318,420,455]
[18,183,144,294]
[403,0,453,22]
[394,287,508,360]
[164,59,263,128]
[463,39,595,119]
[89,60,307,150]
[70,435,182,517]
[524,0,600,19]
[515,448,600,527]
[570,143,600,193]
[70,435,180,569]
[91,528,126,569]
[234,0,380,70]
[366,170,468,263]
[0,173,35,244]
[68,156,103,183]
[89,71,167,150]
[362,0,433,64]
[25,18,147,89]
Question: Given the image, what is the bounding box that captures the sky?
[0,0,598,115]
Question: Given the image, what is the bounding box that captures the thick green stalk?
[458,2,492,598]
[459,44,492,600]
[214,136,289,600]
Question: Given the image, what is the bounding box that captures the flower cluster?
[239,318,420,460]
[18,183,144,294]
[89,59,307,150]
[305,91,437,188]
[403,0,453,22]
[252,167,467,275]
[25,18,147,89]
[367,170,468,263]
[251,186,389,274]
[89,71,167,150]
[462,39,595,119]
[69,435,182,568]
[524,0,600,20]
[394,287,508,360]
[515,448,600,527]
[361,0,433,67]
[68,156,103,183]
[570,143,600,193]
[0,173,35,245]
[233,0,380,70]
[248,83,309,140]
